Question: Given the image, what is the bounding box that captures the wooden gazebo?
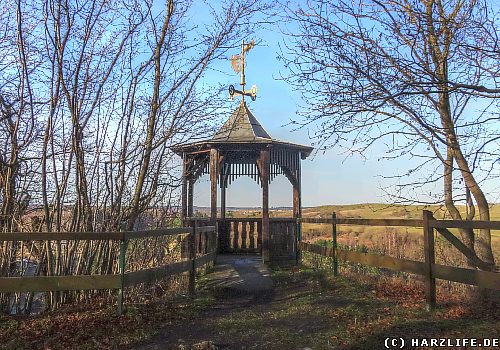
[173,100,312,262]
[173,40,312,262]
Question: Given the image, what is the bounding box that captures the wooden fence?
[0,221,217,315]
[218,218,262,253]
[300,211,500,310]
[217,218,297,259]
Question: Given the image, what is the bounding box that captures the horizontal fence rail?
[299,242,427,276]
[299,242,500,290]
[429,220,500,230]
[0,224,217,314]
[216,218,298,259]
[301,217,424,227]
[0,274,121,293]
[299,211,500,309]
[0,228,192,242]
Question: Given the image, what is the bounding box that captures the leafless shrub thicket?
[282,0,500,270]
[0,0,270,313]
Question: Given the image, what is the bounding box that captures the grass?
[205,266,498,349]
[2,203,499,349]
[0,294,198,350]
[2,265,497,349]
[232,203,500,266]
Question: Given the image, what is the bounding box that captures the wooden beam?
[281,166,298,188]
[187,179,194,217]
[0,231,124,241]
[194,251,217,269]
[430,219,500,230]
[332,213,338,276]
[210,149,219,223]
[293,179,300,219]
[189,223,196,296]
[293,163,301,265]
[435,227,491,271]
[124,227,191,240]
[260,150,270,262]
[298,235,500,293]
[423,210,436,310]
[182,154,188,220]
[299,242,426,275]
[0,274,120,292]
[221,183,226,220]
[124,260,191,287]
[432,264,500,290]
[301,217,423,227]
[0,228,193,242]
[196,226,216,233]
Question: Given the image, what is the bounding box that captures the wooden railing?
[269,219,297,260]
[218,218,262,253]
[0,223,217,315]
[300,211,500,310]
[217,218,297,259]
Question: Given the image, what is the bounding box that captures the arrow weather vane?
[229,39,257,102]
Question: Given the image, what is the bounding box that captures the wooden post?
[181,154,188,223]
[260,150,270,263]
[187,179,194,217]
[423,210,436,310]
[117,225,127,315]
[213,221,218,264]
[221,184,226,220]
[332,212,338,276]
[188,221,197,297]
[293,169,301,264]
[241,221,247,251]
[233,220,240,251]
[293,185,300,218]
[249,221,255,251]
[295,217,301,264]
[292,159,301,219]
[209,149,218,223]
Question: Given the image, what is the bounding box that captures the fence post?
[423,210,436,311]
[213,220,218,265]
[117,223,127,315]
[332,212,338,276]
[188,220,197,297]
[296,217,302,264]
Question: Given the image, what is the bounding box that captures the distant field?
[229,203,500,266]
[229,202,500,219]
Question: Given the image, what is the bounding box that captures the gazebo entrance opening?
[172,40,312,262]
[173,101,312,262]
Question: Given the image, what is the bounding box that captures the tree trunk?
[439,88,495,270]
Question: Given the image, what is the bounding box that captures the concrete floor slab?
[204,254,274,295]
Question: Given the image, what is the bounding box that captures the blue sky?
[187,1,500,208]
[191,22,408,207]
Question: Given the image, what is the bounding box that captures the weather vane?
[229,39,258,102]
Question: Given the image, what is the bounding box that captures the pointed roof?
[212,102,271,142]
[172,101,313,158]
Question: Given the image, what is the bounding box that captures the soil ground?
[1,255,498,350]
[130,256,498,350]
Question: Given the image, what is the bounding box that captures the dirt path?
[130,256,499,350]
[133,255,278,349]
[2,257,497,350]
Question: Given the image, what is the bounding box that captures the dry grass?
[2,266,497,350]
[231,203,500,296]
[233,203,500,260]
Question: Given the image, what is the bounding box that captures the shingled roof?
[212,101,271,142]
[172,100,313,157]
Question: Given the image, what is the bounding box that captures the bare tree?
[281,0,500,269]
[0,0,270,312]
